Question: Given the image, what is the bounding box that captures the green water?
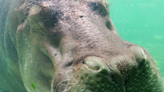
[108,0,164,80]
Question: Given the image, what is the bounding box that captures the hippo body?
[0,0,163,92]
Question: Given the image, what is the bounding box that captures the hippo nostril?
[84,56,109,71]
[129,46,147,62]
[84,59,100,70]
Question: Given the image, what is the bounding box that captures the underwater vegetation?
[31,83,37,90]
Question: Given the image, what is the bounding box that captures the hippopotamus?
[0,0,163,92]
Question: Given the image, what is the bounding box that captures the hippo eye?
[88,2,108,17]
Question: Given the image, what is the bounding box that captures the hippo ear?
[28,1,57,16]
[103,0,110,8]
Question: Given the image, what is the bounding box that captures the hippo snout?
[52,46,162,92]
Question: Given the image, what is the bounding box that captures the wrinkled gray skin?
[0,0,163,92]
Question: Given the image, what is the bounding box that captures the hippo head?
[6,0,163,92]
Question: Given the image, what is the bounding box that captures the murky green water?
[108,0,164,81]
[0,0,163,91]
